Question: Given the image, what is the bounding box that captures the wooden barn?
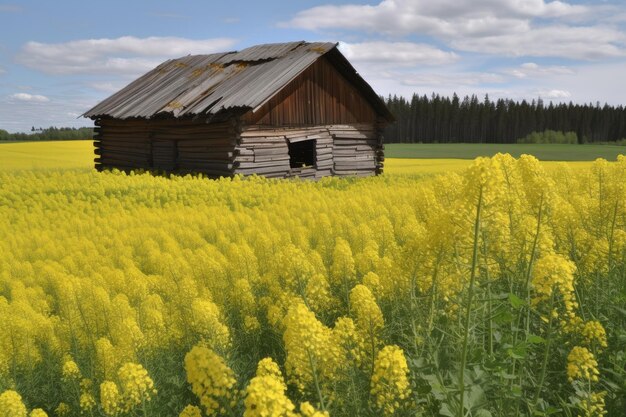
[83,41,394,179]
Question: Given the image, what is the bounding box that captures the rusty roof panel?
[219,41,304,63]
[83,41,393,121]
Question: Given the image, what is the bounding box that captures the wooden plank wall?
[94,118,238,177]
[330,123,384,177]
[235,125,334,179]
[234,123,382,179]
[244,57,378,126]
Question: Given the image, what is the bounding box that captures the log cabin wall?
[95,116,384,179]
[234,123,383,178]
[94,118,239,177]
[234,125,334,179]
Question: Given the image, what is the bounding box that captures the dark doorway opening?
[288,139,316,168]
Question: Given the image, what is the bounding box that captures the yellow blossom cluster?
[349,284,384,367]
[79,378,95,411]
[179,405,203,417]
[567,346,600,382]
[79,392,96,413]
[299,402,329,417]
[117,362,157,411]
[350,285,384,336]
[99,381,121,416]
[283,301,342,393]
[578,391,607,417]
[61,359,81,382]
[370,345,411,416]
[581,321,608,349]
[244,358,297,417]
[184,345,237,416]
[54,403,70,416]
[531,254,577,312]
[0,390,27,417]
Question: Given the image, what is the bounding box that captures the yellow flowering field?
[1,154,625,417]
[0,141,94,171]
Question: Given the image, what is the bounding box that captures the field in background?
[0,140,94,170]
[1,141,619,174]
[385,143,626,161]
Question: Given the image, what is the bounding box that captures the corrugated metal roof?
[218,41,305,63]
[83,41,392,121]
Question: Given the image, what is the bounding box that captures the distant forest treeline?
[0,127,94,141]
[383,93,626,144]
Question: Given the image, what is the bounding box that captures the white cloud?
[89,82,128,93]
[286,0,624,60]
[339,41,459,66]
[529,61,626,105]
[452,25,625,60]
[286,0,588,34]
[506,62,575,78]
[10,93,50,102]
[397,72,506,87]
[0,93,98,132]
[17,36,237,75]
[535,89,572,99]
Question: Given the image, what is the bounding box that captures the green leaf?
[508,293,526,309]
[494,310,514,325]
[507,343,528,359]
[422,374,446,400]
[613,306,626,317]
[439,402,455,417]
[527,334,546,344]
[545,406,563,415]
[475,410,493,417]
[465,384,486,409]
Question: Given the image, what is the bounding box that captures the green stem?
[482,235,493,356]
[307,349,326,411]
[607,199,618,272]
[510,194,544,413]
[369,321,377,378]
[458,186,483,417]
[533,292,555,406]
[427,256,442,334]
[524,194,544,336]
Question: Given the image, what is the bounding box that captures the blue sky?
[1,0,625,132]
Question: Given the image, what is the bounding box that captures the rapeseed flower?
[244,358,296,417]
[370,345,411,416]
[0,390,27,417]
[179,405,202,417]
[100,381,121,416]
[184,345,237,416]
[117,362,157,411]
[567,346,600,382]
